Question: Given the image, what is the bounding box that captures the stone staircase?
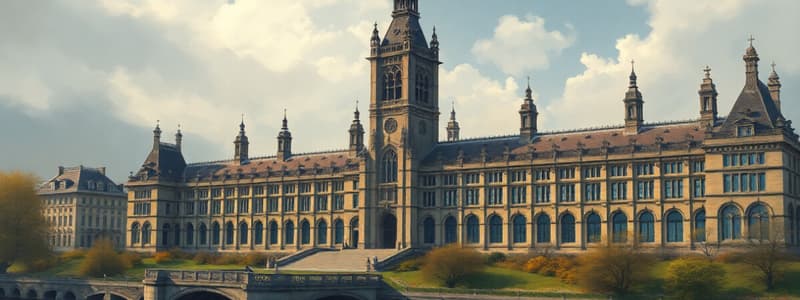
[280,248,400,272]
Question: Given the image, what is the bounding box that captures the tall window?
[225,222,234,245]
[239,222,248,244]
[415,71,430,103]
[489,215,503,243]
[301,220,310,245]
[382,150,398,183]
[269,221,279,245]
[383,66,402,100]
[695,210,706,242]
[748,204,770,241]
[317,220,328,245]
[334,219,344,244]
[586,213,601,243]
[212,222,220,245]
[444,217,457,244]
[199,223,207,245]
[423,218,435,244]
[162,224,170,246]
[466,215,480,244]
[612,213,627,243]
[513,215,527,243]
[131,223,140,244]
[284,221,295,245]
[186,223,194,246]
[639,212,654,242]
[561,214,575,243]
[666,211,683,242]
[536,214,550,243]
[720,205,741,240]
[254,221,263,245]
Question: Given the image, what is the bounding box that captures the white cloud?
[472,15,575,75]
[544,0,800,131]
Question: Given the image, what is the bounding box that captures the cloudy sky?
[1,0,798,183]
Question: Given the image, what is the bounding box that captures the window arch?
[334,219,344,244]
[536,214,550,243]
[253,221,263,245]
[284,221,295,245]
[561,214,575,243]
[174,223,181,245]
[666,211,683,242]
[141,222,151,245]
[612,212,627,243]
[162,224,171,246]
[586,213,601,243]
[423,217,435,244]
[199,223,207,245]
[694,210,706,242]
[239,222,248,245]
[301,220,311,245]
[638,212,654,243]
[513,215,527,243]
[186,223,194,246]
[269,221,279,245]
[415,70,430,103]
[748,204,770,241]
[444,216,457,244]
[466,215,479,244]
[131,222,140,244]
[317,220,328,245]
[720,205,742,241]
[383,66,402,100]
[382,150,398,183]
[212,222,221,245]
[225,222,234,245]
[489,215,503,243]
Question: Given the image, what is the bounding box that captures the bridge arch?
[172,288,236,300]
[43,290,57,300]
[310,291,368,300]
[86,292,129,300]
[63,291,77,300]
[11,287,20,298]
[26,288,38,299]
[0,287,4,298]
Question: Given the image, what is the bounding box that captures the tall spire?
[175,124,183,152]
[278,109,292,161]
[623,60,644,135]
[769,62,782,112]
[519,77,539,142]
[234,116,249,164]
[447,100,460,142]
[153,120,161,148]
[743,35,760,87]
[698,65,718,127]
[349,100,365,154]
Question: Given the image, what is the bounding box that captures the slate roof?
[381,14,429,49]
[182,150,358,182]
[38,166,124,195]
[423,120,707,165]
[132,142,186,182]
[719,80,783,135]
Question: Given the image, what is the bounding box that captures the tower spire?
[743,35,760,87]
[699,65,718,127]
[623,60,644,135]
[519,78,539,142]
[349,100,365,154]
[234,116,249,164]
[769,62,782,112]
[447,100,460,142]
[278,109,292,161]
[175,123,183,152]
[153,120,161,148]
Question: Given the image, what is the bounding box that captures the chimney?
[98,167,106,176]
[58,166,64,175]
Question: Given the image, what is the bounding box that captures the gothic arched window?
[334,219,344,244]
[666,211,683,242]
[444,216,457,244]
[186,223,194,246]
[586,213,601,243]
[239,222,248,245]
[383,66,402,100]
[415,70,430,103]
[694,210,706,242]
[382,150,398,183]
[131,222,140,244]
[561,214,575,243]
[162,224,170,246]
[513,215,527,243]
[284,221,295,245]
[639,212,654,243]
[612,212,627,243]
[212,222,220,245]
[748,204,770,241]
[423,217,435,244]
[254,221,263,245]
[270,221,279,245]
[317,220,328,245]
[199,223,207,245]
[720,205,741,240]
[536,214,550,243]
[489,215,503,243]
[466,215,479,244]
[301,220,311,245]
[225,222,234,245]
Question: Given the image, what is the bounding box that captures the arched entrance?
[350,218,359,248]
[43,290,57,300]
[381,214,397,249]
[175,291,231,300]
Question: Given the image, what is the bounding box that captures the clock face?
[384,118,398,133]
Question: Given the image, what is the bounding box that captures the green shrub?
[575,245,654,295]
[168,248,192,260]
[60,250,87,260]
[486,252,507,265]
[396,257,423,272]
[422,245,485,288]
[153,252,172,264]
[79,238,127,277]
[121,252,143,268]
[523,256,549,273]
[665,257,725,300]
[193,251,216,264]
[215,253,244,265]
[243,253,269,266]
[715,251,741,264]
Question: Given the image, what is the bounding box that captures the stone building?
[38,166,127,250]
[126,0,797,253]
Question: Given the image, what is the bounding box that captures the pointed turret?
[370,23,381,56]
[349,101,365,154]
[623,60,644,135]
[277,110,292,161]
[447,101,460,142]
[430,26,439,57]
[769,62,782,112]
[234,117,249,164]
[519,77,539,142]
[698,66,718,127]
[382,0,428,49]
[153,121,161,148]
[175,124,183,152]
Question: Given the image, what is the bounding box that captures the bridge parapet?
[145,269,382,290]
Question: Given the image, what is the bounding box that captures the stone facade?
[37,166,127,250]
[126,0,798,253]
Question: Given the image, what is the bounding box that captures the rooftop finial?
[631,59,635,73]
[748,34,755,47]
[282,109,288,130]
[628,59,638,87]
[771,61,776,72]
[525,76,533,100]
[354,100,360,120]
[703,65,712,79]
[177,123,182,132]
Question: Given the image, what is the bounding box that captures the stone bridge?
[0,276,143,300]
[0,270,383,300]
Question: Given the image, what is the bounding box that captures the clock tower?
[364,0,441,249]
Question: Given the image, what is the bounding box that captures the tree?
[694,228,720,262]
[664,257,725,300]
[0,171,50,274]
[740,223,789,290]
[575,241,654,295]
[421,245,485,288]
[79,238,127,277]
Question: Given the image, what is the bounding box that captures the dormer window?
[737,125,754,137]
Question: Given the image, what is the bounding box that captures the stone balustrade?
[144,269,382,289]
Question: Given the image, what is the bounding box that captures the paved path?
[281,249,398,272]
